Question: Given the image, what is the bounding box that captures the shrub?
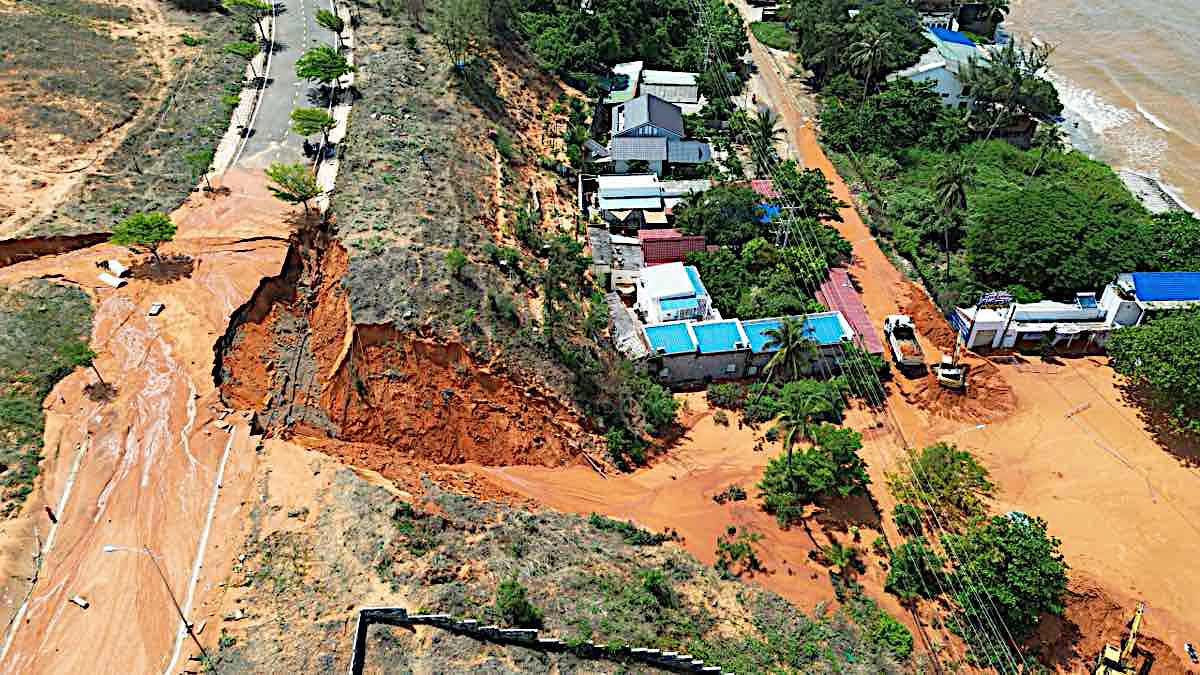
[587,513,671,546]
[712,484,747,504]
[494,579,543,628]
[892,503,923,535]
[848,597,913,660]
[712,410,729,426]
[885,537,944,601]
[706,382,746,409]
[445,247,467,278]
[604,428,646,471]
[715,526,763,578]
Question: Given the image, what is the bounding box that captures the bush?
[712,484,747,504]
[848,597,913,660]
[885,537,944,601]
[494,579,543,628]
[749,21,793,50]
[605,428,646,471]
[715,526,763,578]
[757,424,869,527]
[712,410,729,426]
[706,382,746,409]
[588,513,671,546]
[892,503,923,535]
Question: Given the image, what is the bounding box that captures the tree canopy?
[513,0,747,89]
[265,162,321,214]
[887,442,995,531]
[757,423,870,527]
[290,107,336,142]
[1107,310,1200,435]
[946,514,1069,642]
[110,212,176,262]
[786,0,927,90]
[885,537,944,601]
[819,79,971,155]
[295,45,354,86]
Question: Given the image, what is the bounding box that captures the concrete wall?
[904,65,970,107]
[657,350,750,384]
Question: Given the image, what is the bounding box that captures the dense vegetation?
[1107,310,1200,435]
[0,281,94,517]
[513,0,748,89]
[757,423,871,527]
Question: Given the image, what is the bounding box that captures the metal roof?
[659,179,711,196]
[643,236,706,266]
[692,320,747,354]
[641,69,698,86]
[597,195,663,210]
[614,94,684,138]
[1132,272,1200,301]
[644,322,696,355]
[610,136,668,161]
[641,261,696,299]
[598,186,662,199]
[666,139,712,163]
[817,268,882,353]
[638,228,682,241]
[603,61,643,104]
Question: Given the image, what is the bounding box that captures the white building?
[636,261,711,324]
[640,70,702,113]
[890,26,990,108]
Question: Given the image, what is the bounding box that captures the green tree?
[822,540,860,578]
[946,514,1069,641]
[265,162,321,215]
[110,212,176,264]
[295,45,354,95]
[1026,121,1066,180]
[885,537,944,602]
[715,526,764,577]
[757,423,870,527]
[773,383,833,477]
[762,316,817,382]
[432,0,486,70]
[290,107,337,147]
[886,442,995,530]
[445,247,467,278]
[494,579,543,628]
[960,40,1060,136]
[1145,210,1200,271]
[315,9,345,47]
[848,28,891,99]
[223,40,260,78]
[222,0,270,37]
[1107,310,1200,434]
[674,185,764,250]
[772,160,848,223]
[745,109,783,178]
[932,156,976,285]
[183,148,214,191]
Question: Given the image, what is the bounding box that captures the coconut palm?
[848,28,891,100]
[763,316,817,382]
[746,108,783,178]
[1027,122,1066,179]
[932,157,976,285]
[774,387,834,478]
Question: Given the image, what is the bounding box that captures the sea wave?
[1135,102,1172,132]
[1046,69,1167,171]
[1047,70,1132,134]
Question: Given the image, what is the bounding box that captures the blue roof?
[660,297,700,312]
[930,26,976,47]
[685,265,706,297]
[693,321,744,354]
[1132,272,1200,301]
[742,313,850,352]
[756,203,781,224]
[644,323,695,354]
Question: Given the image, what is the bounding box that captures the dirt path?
[0,169,293,673]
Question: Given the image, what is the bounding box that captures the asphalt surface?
[237,0,336,168]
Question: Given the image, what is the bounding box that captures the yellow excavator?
[934,340,967,390]
[1093,602,1146,675]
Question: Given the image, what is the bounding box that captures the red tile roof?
[817,267,884,354]
[643,236,707,266]
[637,228,683,241]
[750,179,780,198]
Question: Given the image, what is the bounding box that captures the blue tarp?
[1132,272,1200,301]
[930,26,976,47]
[644,323,695,354]
[756,203,781,224]
[693,321,743,353]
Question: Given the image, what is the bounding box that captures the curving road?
[237,0,338,168]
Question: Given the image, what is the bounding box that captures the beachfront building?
[641,312,857,385]
[953,272,1200,352]
[580,173,711,230]
[640,70,703,112]
[591,94,712,175]
[636,261,712,324]
[890,26,989,108]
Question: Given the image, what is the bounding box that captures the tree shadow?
[814,491,882,533]
[84,381,117,403]
[129,254,195,283]
[1117,379,1200,467]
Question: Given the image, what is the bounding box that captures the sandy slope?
[0,170,292,673]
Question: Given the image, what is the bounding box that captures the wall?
[658,349,750,384]
[903,65,970,107]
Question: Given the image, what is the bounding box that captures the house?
[641,311,857,384]
[638,229,707,266]
[581,173,711,228]
[600,94,712,175]
[953,272,1200,353]
[890,26,989,107]
[603,61,643,105]
[636,261,711,324]
[587,226,643,294]
[640,70,702,111]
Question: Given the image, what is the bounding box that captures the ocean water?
[1006,0,1200,210]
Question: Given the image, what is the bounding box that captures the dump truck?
[882,315,924,370]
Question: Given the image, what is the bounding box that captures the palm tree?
[746,109,783,178]
[775,387,834,477]
[1026,122,1066,180]
[763,316,817,382]
[848,29,891,101]
[932,157,976,286]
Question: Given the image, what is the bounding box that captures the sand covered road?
[0,169,292,673]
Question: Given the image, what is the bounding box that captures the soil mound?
[901,284,959,351]
[900,357,1016,423]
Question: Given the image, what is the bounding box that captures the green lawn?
[750,21,794,51]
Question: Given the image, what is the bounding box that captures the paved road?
[238,0,336,168]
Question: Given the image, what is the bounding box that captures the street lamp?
[102,545,214,670]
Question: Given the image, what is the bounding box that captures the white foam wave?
[1047,70,1132,134]
[1135,102,1172,132]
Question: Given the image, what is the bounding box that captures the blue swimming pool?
[692,321,743,353]
[742,313,848,351]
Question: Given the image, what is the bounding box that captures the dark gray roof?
[666,139,712,163]
[615,94,684,138]
[584,138,610,158]
[610,136,668,161]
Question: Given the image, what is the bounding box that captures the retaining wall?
[348,606,731,675]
